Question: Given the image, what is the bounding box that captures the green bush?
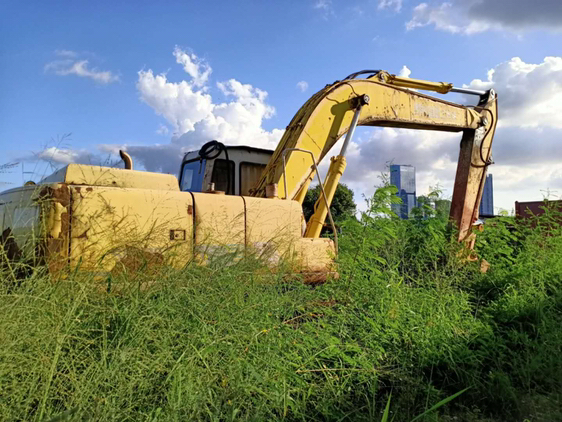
[1,191,561,421]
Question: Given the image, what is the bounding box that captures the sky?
[1,0,562,213]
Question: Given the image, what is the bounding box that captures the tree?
[434,199,451,220]
[302,183,357,222]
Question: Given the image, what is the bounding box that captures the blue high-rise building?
[390,164,416,219]
[479,174,494,216]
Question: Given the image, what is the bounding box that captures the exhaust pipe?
[119,150,133,170]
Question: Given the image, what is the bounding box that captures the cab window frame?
[239,161,267,196]
[210,158,235,194]
[179,158,206,192]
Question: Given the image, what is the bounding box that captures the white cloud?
[33,48,282,175]
[173,46,212,87]
[123,48,282,173]
[156,125,170,135]
[45,51,119,84]
[313,0,334,18]
[465,57,562,129]
[136,69,214,135]
[378,0,402,12]
[341,57,562,212]
[406,0,562,35]
[343,128,459,182]
[406,2,493,34]
[398,65,411,78]
[296,81,309,92]
[17,144,119,182]
[469,0,562,31]
[314,0,331,11]
[35,147,95,165]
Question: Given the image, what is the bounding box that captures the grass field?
[1,187,561,421]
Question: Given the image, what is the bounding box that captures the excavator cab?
[179,142,272,195]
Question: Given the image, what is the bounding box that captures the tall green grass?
[1,188,561,421]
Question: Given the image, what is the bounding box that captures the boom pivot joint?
[350,94,370,109]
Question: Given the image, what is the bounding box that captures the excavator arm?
[251,70,498,243]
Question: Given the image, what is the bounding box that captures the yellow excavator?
[0,70,497,280]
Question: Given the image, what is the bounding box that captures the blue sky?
[1,0,562,212]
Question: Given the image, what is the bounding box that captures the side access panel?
[69,186,194,275]
[243,196,303,265]
[191,193,245,264]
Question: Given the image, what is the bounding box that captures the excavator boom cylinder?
[305,156,346,238]
[384,75,453,94]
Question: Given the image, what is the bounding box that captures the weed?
[1,190,561,421]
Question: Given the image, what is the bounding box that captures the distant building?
[515,200,562,218]
[390,164,416,219]
[479,174,494,216]
[515,200,562,228]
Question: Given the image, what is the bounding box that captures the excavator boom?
[252,71,498,242]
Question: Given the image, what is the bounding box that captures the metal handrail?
[281,148,338,256]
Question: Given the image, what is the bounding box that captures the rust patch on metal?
[33,184,71,275]
[44,207,70,275]
[76,229,89,239]
[111,246,164,277]
[71,187,93,205]
[74,186,85,199]
[187,205,193,215]
[37,184,71,207]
